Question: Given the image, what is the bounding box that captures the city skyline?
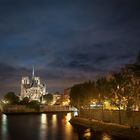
[0,0,140,95]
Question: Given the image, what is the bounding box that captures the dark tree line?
[70,78,112,109]
[70,53,140,112]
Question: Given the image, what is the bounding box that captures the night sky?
[0,0,140,96]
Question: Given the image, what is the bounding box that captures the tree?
[43,94,53,105]
[70,81,99,109]
[19,97,29,105]
[109,71,138,123]
[26,100,40,111]
[96,77,112,102]
[70,84,81,109]
[4,92,19,105]
[109,73,127,124]
[120,69,140,111]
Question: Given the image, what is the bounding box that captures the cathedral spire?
[32,66,35,78]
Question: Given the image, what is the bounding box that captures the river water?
[0,112,125,140]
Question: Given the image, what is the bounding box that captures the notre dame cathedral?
[20,68,47,101]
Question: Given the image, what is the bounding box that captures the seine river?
[0,112,126,140]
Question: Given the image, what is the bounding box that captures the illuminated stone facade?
[20,68,47,101]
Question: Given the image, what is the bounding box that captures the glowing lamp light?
[2,100,9,104]
[41,100,46,104]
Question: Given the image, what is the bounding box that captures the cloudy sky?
[0,0,140,96]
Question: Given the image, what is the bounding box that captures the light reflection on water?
[83,128,91,139]
[40,113,47,140]
[66,113,71,122]
[51,114,57,140]
[0,112,124,140]
[102,133,112,140]
[82,129,112,140]
[52,114,57,128]
[74,111,78,116]
[64,113,74,140]
[41,114,47,125]
[1,114,8,140]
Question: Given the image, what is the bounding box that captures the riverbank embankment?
[70,117,140,140]
[1,105,75,114]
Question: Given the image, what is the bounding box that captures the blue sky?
[0,0,140,95]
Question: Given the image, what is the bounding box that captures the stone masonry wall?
[80,109,140,128]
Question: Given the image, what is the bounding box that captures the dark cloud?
[0,0,140,95]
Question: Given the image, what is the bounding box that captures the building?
[52,93,62,105]
[20,68,47,101]
[51,90,70,106]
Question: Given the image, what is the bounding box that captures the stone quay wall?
[40,105,71,112]
[79,109,140,128]
[2,105,35,113]
[2,105,73,113]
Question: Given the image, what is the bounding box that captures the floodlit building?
[52,93,62,105]
[52,90,70,106]
[20,68,47,101]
